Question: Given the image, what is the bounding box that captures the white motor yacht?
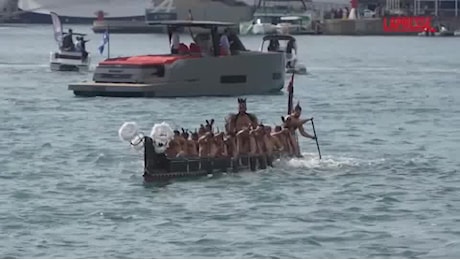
[68,20,285,97]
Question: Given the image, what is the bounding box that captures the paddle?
[287,72,321,160]
[310,118,322,160]
[287,73,295,114]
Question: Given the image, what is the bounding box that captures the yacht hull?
[15,12,144,24]
[68,52,285,97]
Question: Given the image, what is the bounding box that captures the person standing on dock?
[169,26,180,54]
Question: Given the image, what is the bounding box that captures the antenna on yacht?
[106,25,110,59]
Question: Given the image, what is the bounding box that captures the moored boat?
[68,20,285,97]
[238,0,313,35]
[417,24,459,37]
[275,15,321,35]
[49,12,90,72]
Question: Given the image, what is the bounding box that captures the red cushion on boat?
[178,43,189,54]
[220,46,230,56]
[99,55,196,66]
[189,43,201,54]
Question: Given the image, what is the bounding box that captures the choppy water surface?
[1,24,460,258]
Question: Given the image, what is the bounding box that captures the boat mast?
[299,0,307,10]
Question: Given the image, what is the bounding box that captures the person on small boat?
[75,36,89,61]
[169,26,180,54]
[285,37,297,69]
[62,28,75,51]
[267,39,280,52]
[282,102,315,157]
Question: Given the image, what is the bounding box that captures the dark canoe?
[143,136,289,182]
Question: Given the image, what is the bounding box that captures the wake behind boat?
[49,12,90,72]
[118,75,321,183]
[68,20,285,97]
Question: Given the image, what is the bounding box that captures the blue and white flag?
[98,30,109,54]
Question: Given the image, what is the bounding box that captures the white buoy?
[118,122,139,142]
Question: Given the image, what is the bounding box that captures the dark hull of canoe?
[143,136,287,182]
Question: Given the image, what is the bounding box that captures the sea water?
[0,24,459,258]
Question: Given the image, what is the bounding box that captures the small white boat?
[259,34,307,75]
[275,15,320,35]
[417,25,458,37]
[239,0,312,35]
[68,20,285,97]
[49,50,90,71]
[49,12,90,72]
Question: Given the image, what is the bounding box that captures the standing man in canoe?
[282,102,316,157]
[227,98,258,131]
[226,98,259,156]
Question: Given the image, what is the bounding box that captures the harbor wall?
[174,0,253,23]
[322,18,385,35]
[322,17,460,35]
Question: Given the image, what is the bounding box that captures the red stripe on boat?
[99,55,197,66]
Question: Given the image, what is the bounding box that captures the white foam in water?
[283,152,385,170]
[118,122,139,142]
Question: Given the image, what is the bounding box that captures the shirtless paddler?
[283,101,316,157]
[226,98,259,156]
